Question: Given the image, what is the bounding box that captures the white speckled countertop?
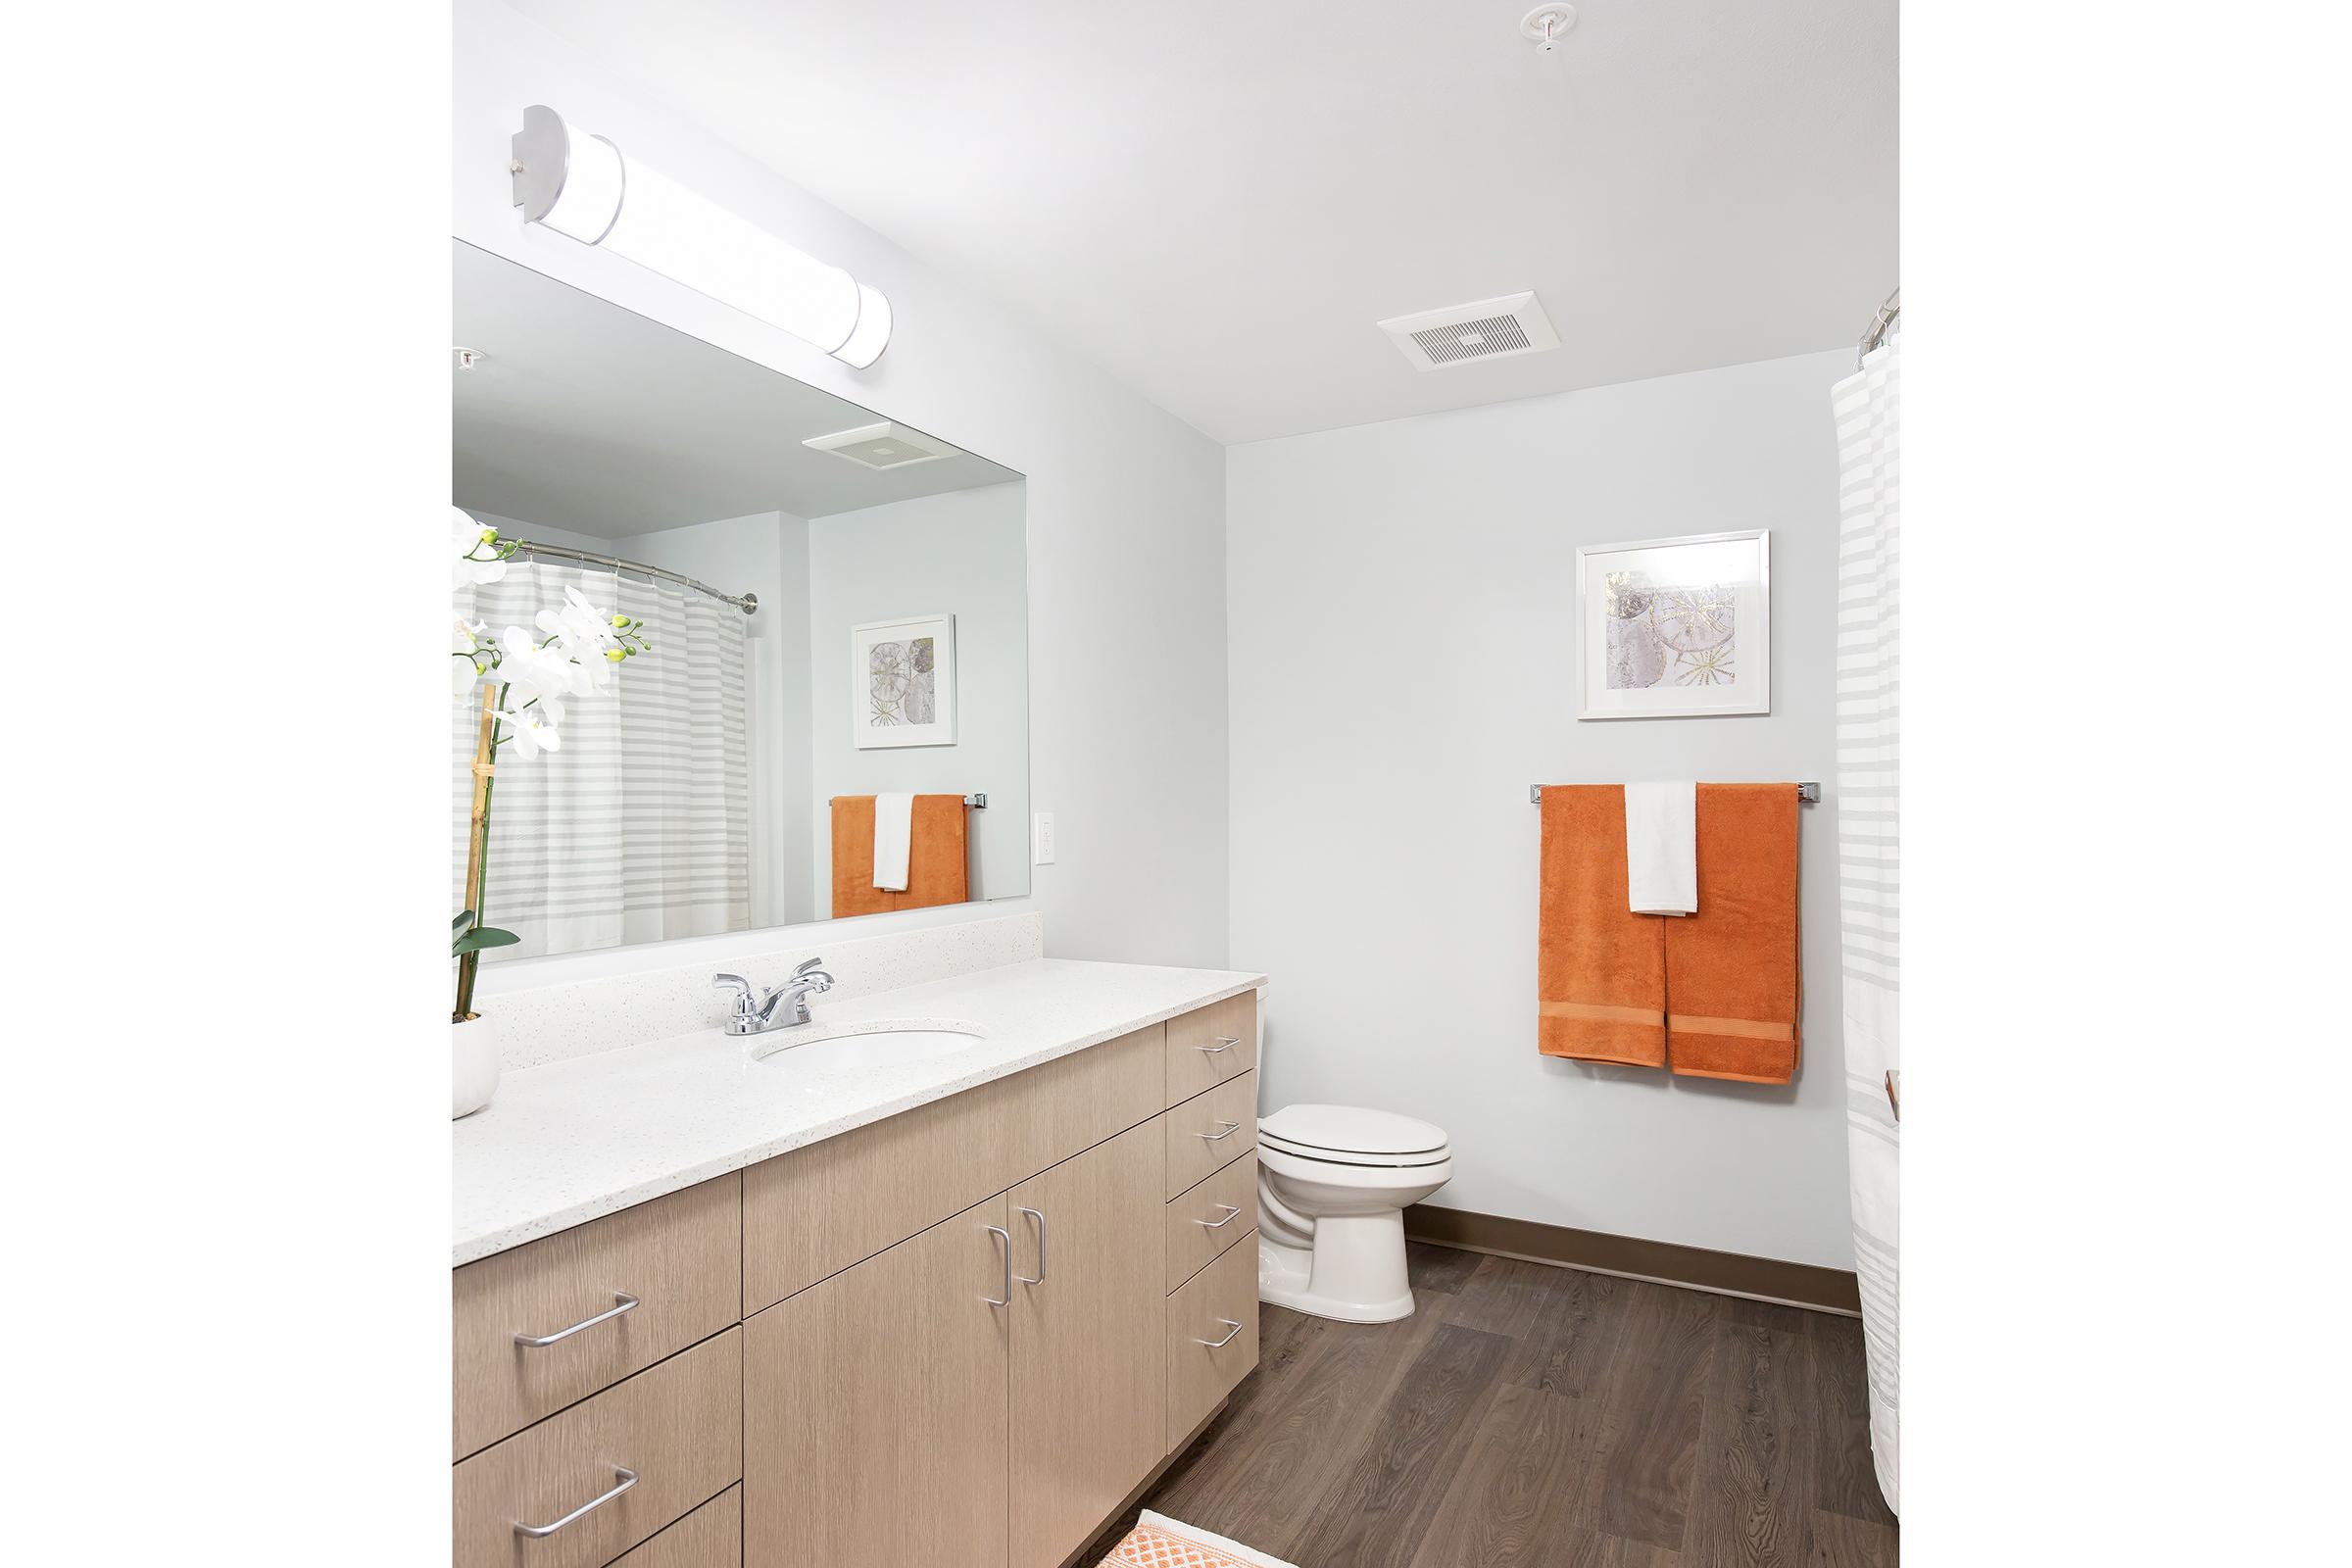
[453,957,1265,1266]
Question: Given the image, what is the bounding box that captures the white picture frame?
[1576,530,1770,719]
[851,612,956,748]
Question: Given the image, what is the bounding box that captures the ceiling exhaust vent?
[1377,291,1559,371]
[802,420,963,470]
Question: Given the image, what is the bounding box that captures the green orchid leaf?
[452,925,522,956]
[453,909,477,932]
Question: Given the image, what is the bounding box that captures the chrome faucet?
[714,958,836,1036]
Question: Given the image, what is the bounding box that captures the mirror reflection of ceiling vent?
[802,421,963,470]
[1377,291,1559,371]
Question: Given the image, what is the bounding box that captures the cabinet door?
[744,1195,1012,1568]
[1008,1119,1167,1568]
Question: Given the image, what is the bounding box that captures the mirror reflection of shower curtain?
[453,560,752,959]
[1832,338,1900,1515]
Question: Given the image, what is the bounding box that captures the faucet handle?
[792,956,826,979]
[713,972,756,1014]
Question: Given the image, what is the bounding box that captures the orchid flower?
[495,625,591,706]
[491,702,564,759]
[452,618,491,697]
[454,507,511,586]
[537,585,618,650]
[534,586,651,691]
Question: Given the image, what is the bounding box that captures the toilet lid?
[1258,1103,1448,1158]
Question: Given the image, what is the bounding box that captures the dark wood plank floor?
[1096,1243,1895,1566]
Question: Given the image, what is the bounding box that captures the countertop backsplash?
[469,911,1046,1072]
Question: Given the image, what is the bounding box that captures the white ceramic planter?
[453,1019,500,1118]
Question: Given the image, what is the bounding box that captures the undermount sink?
[749,1024,984,1072]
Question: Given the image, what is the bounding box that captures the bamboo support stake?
[453,682,497,1022]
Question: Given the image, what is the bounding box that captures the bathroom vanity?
[452,956,1265,1568]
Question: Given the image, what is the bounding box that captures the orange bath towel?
[829,795,970,918]
[1537,785,1668,1067]
[1665,784,1801,1084]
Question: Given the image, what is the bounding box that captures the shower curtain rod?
[1857,286,1900,367]
[509,538,760,615]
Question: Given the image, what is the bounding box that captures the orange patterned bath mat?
[1099,1511,1300,1568]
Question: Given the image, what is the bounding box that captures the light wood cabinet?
[610,1487,741,1568]
[1164,991,1257,1106]
[452,1327,742,1568]
[743,1024,1162,1312]
[1163,1069,1259,1199]
[743,1196,1012,1568]
[1165,1234,1261,1451]
[458,993,1264,1568]
[452,1173,740,1459]
[1164,1152,1258,1293]
[1008,1120,1168,1568]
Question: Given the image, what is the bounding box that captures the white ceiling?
[507,0,1896,445]
[453,242,1020,536]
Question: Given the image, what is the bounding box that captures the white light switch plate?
[1033,811,1056,865]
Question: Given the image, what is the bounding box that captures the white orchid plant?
[451,509,651,1018]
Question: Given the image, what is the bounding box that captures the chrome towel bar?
[1530,782,1819,805]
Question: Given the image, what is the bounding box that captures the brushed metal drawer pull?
[983,1225,1012,1306]
[1198,1036,1241,1054]
[1195,1203,1244,1230]
[1199,1120,1242,1143]
[514,1292,639,1348]
[514,1466,637,1538]
[1196,1318,1246,1349]
[1015,1205,1048,1285]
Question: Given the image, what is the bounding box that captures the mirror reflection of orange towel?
[829,795,970,918]
[1666,784,1800,1084]
[1537,785,1668,1067]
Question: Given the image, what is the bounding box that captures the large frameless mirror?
[452,241,1028,974]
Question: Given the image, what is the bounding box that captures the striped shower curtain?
[1832,339,1900,1514]
[454,559,753,960]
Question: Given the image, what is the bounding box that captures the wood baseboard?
[1403,1203,1861,1316]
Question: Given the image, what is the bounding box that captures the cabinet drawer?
[1163,1070,1257,1200]
[1165,1233,1260,1451]
[1164,992,1258,1106]
[611,1486,740,1568]
[454,1327,743,1568]
[453,1173,742,1459]
[1164,1152,1257,1294]
[744,1025,1161,1312]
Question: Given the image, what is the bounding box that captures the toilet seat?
[1256,1102,1454,1322]
[1258,1103,1450,1168]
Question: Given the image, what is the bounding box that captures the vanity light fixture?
[509,105,893,368]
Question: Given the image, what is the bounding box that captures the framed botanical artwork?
[1576,530,1769,718]
[851,612,956,748]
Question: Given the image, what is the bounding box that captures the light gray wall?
[1226,349,1855,1269]
[461,0,1228,976]
[807,482,1029,912]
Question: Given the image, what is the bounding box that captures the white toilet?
[1255,1102,1452,1323]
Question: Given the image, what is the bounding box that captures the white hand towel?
[871,793,915,892]
[1623,782,1697,915]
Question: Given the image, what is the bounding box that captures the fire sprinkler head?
[1520,4,1577,54]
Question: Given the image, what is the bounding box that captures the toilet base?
[1256,1212,1417,1324]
